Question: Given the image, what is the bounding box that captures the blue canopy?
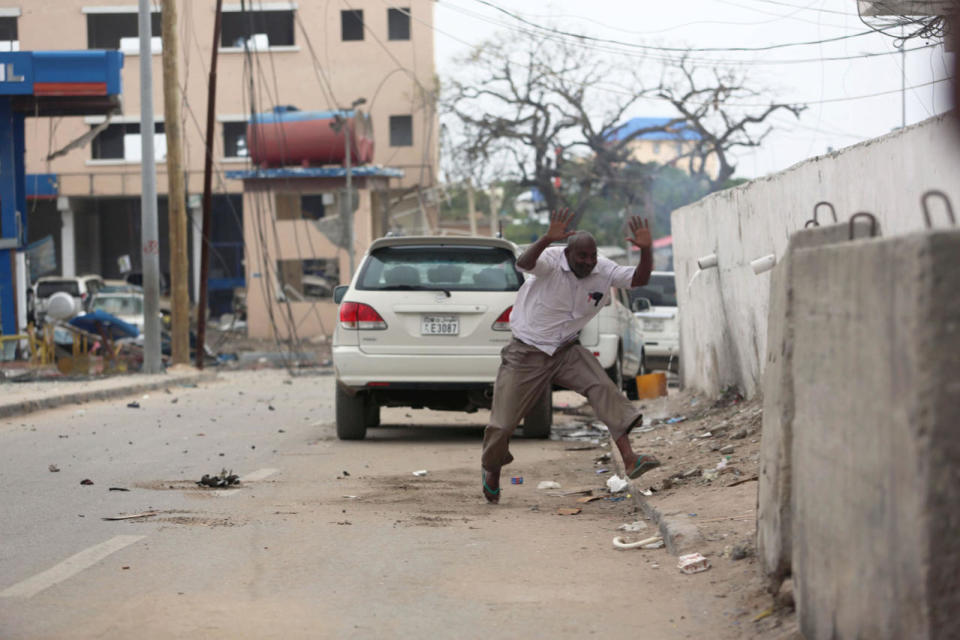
[68,310,139,339]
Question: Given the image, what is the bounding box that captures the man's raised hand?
[544,208,577,243]
[626,216,652,250]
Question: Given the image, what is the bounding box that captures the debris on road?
[510,476,523,484]
[537,480,562,490]
[556,507,581,516]
[606,475,628,493]
[412,470,428,477]
[48,464,60,472]
[126,401,140,409]
[102,512,157,521]
[613,535,663,550]
[108,487,130,492]
[197,469,239,488]
[577,495,602,503]
[677,552,711,574]
[617,521,648,532]
[80,478,94,485]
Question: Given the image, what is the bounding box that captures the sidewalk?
[0,368,219,420]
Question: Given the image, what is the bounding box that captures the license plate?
[644,319,664,332]
[421,315,459,336]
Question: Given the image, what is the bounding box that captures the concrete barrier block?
[758,221,878,593]
[790,229,960,640]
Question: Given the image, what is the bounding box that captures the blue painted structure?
[607,117,702,142]
[26,173,58,199]
[0,50,123,335]
[225,166,404,181]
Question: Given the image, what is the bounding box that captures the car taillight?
[492,306,512,331]
[339,301,387,330]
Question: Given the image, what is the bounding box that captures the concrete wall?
[672,112,960,398]
[788,229,960,640]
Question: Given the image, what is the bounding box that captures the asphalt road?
[0,370,743,639]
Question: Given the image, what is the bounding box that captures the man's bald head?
[564,232,598,279]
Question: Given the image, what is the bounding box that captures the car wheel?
[336,384,368,440]
[606,351,624,392]
[364,400,380,428]
[522,389,553,439]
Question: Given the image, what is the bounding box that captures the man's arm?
[626,216,653,287]
[516,208,576,271]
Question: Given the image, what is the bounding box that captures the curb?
[607,435,702,556]
[0,372,220,420]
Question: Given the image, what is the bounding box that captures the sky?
[432,0,955,180]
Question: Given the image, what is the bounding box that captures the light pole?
[332,97,366,279]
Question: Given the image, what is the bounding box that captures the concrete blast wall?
[672,112,960,398]
[788,229,960,639]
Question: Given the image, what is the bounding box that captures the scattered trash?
[510,477,523,485]
[595,468,609,474]
[557,507,581,516]
[342,470,351,477]
[682,468,701,479]
[577,495,603,503]
[80,479,94,485]
[695,432,713,439]
[613,535,663,550]
[102,512,157,521]
[618,521,648,532]
[606,496,626,502]
[752,607,774,622]
[342,495,359,499]
[594,452,612,463]
[688,513,697,517]
[197,469,239,488]
[666,416,686,424]
[702,469,719,481]
[606,475,629,493]
[48,464,60,473]
[730,428,749,440]
[677,553,711,574]
[108,487,130,492]
[564,445,597,451]
[727,476,759,487]
[639,488,654,496]
[719,444,735,454]
[126,402,140,409]
[551,422,607,442]
[537,481,562,490]
[412,470,428,477]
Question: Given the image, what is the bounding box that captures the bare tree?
[655,55,806,191]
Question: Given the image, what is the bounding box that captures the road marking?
[212,469,278,497]
[0,535,145,599]
[240,468,278,482]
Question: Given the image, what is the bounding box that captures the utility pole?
[466,178,478,235]
[161,0,189,365]
[138,0,162,373]
[333,97,365,278]
[196,0,223,369]
[488,185,501,237]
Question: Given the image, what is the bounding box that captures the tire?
[336,384,368,440]
[522,389,553,439]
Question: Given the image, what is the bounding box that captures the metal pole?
[196,0,223,369]
[344,115,354,277]
[161,0,189,365]
[901,24,906,129]
[138,0,162,373]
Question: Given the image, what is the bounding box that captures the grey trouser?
[481,338,642,471]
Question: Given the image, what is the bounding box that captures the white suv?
[33,274,105,326]
[630,271,679,372]
[332,236,551,440]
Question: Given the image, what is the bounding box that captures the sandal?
[482,469,501,504]
[628,454,661,479]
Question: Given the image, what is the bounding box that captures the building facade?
[16,0,437,316]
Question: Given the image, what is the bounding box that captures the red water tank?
[247,107,375,168]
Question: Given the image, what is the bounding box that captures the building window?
[221,10,294,48]
[223,122,248,158]
[341,10,364,41]
[387,8,410,41]
[389,115,413,147]
[301,194,327,220]
[87,12,161,50]
[91,122,166,161]
[0,16,18,51]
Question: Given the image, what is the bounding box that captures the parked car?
[630,271,679,372]
[332,235,540,440]
[89,290,146,335]
[33,274,105,325]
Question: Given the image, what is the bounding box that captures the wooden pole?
[196,0,223,369]
[161,0,189,364]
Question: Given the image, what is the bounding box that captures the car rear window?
[630,273,676,307]
[92,295,144,315]
[37,280,81,298]
[356,245,523,292]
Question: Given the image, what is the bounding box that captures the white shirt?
[510,246,635,355]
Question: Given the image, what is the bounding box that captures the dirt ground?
[548,385,801,639]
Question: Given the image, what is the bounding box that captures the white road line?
[0,535,145,599]
[240,468,278,482]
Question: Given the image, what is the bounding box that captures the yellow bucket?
[635,372,667,400]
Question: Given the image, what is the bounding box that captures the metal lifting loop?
[849,212,879,241]
[804,201,837,228]
[920,190,956,228]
